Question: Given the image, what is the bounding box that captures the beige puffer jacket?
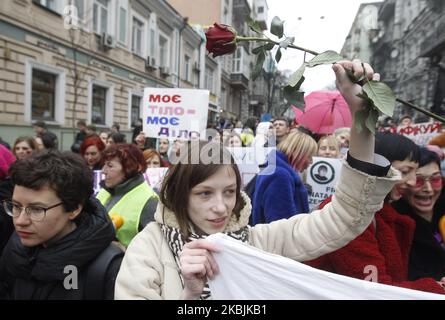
[115,162,400,299]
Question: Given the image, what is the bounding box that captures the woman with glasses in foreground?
[0,150,123,299]
[393,148,445,282]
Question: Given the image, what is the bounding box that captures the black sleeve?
[138,197,159,231]
[346,152,391,177]
[103,255,123,300]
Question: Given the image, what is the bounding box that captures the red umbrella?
[296,91,351,134]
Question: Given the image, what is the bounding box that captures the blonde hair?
[317,135,340,157]
[278,131,317,171]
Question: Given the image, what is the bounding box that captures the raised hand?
[332,59,380,115]
[179,239,220,300]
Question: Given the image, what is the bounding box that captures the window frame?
[128,90,143,129]
[131,11,146,57]
[87,79,114,128]
[158,30,171,68]
[25,60,66,125]
[92,0,110,35]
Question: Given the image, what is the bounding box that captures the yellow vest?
[96,182,157,246]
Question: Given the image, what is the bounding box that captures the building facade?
[168,0,271,123]
[0,0,204,149]
[348,0,445,122]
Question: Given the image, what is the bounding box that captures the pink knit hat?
[0,144,16,179]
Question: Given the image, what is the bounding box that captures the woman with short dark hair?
[96,144,158,247]
[393,148,445,283]
[0,150,123,299]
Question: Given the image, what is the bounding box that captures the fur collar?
[154,191,252,233]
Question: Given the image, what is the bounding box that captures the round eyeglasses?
[414,174,443,190]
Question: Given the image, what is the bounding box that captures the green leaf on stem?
[288,64,306,87]
[252,51,266,80]
[306,50,344,67]
[252,46,265,55]
[279,36,295,49]
[365,108,380,134]
[283,86,305,106]
[252,42,274,55]
[353,109,369,133]
[265,42,275,51]
[247,17,263,34]
[275,48,282,63]
[270,16,284,38]
[362,81,396,117]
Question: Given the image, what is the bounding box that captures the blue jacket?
[251,150,309,225]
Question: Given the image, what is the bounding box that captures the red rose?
[205,23,237,57]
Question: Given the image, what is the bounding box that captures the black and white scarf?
[160,223,249,300]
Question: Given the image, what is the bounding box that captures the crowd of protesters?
[1,58,445,300]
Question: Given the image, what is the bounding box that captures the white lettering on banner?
[306,157,342,211]
[143,88,209,139]
[380,122,442,146]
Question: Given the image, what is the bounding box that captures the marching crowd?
[0,59,445,299]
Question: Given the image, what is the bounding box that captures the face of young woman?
[84,145,101,168]
[158,139,169,154]
[228,136,242,147]
[99,132,109,145]
[14,141,33,160]
[390,158,419,201]
[146,155,161,168]
[404,162,442,219]
[336,133,350,148]
[12,185,79,247]
[102,157,126,188]
[187,166,237,235]
[317,139,339,158]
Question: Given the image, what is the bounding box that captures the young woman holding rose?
[114,60,401,300]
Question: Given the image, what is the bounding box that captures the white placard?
[142,88,209,139]
[306,157,342,211]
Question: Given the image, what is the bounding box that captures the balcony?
[420,21,445,57]
[230,73,249,90]
[250,94,267,105]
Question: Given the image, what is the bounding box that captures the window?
[159,33,170,67]
[92,85,107,125]
[34,0,56,11]
[32,70,56,121]
[88,80,113,127]
[130,95,142,127]
[184,55,190,82]
[25,61,66,124]
[119,7,127,44]
[205,67,215,93]
[132,17,144,56]
[93,0,109,34]
[258,6,264,13]
[232,48,242,73]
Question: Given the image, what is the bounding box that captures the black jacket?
[0,198,122,300]
[0,177,14,257]
[393,194,445,281]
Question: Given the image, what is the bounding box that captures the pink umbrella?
[296,91,352,134]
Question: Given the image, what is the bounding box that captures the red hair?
[80,135,105,156]
[102,143,147,179]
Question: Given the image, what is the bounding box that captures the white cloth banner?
[206,233,445,300]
